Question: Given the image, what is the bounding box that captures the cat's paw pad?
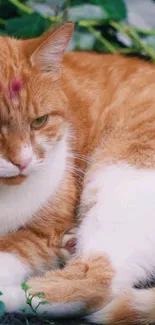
[60,227,77,261]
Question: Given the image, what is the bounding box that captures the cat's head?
[0,22,74,185]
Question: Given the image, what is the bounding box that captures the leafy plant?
[0,0,154,62]
[21,282,50,316]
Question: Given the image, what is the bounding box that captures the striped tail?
[87,287,155,324]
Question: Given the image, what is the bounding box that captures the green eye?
[31,115,48,130]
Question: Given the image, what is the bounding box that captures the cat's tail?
[87,287,155,324]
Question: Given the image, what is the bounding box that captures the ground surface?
[0,314,89,325]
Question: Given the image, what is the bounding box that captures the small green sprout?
[21,282,50,317]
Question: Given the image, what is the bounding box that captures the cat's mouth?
[0,174,27,185]
[0,160,35,183]
[0,168,33,185]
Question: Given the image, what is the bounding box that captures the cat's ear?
[30,22,74,79]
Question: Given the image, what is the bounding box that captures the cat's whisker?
[66,164,85,176]
[68,152,93,164]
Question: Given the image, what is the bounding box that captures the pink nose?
[18,157,32,170]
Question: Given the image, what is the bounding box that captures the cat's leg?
[0,219,75,312]
[0,226,58,312]
[0,226,73,313]
[26,255,114,316]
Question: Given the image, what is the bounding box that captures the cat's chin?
[0,175,27,186]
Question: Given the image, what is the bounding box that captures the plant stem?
[8,0,33,14]
[128,27,155,62]
[47,15,61,24]
[110,21,155,62]
[26,293,37,315]
[110,20,127,34]
[127,26,155,36]
[78,20,104,27]
[119,48,139,54]
[83,25,117,53]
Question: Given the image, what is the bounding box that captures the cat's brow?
[50,110,65,118]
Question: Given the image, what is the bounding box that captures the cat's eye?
[31,114,48,130]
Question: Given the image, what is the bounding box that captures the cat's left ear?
[30,22,74,80]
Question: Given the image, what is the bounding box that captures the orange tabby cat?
[1,22,155,324]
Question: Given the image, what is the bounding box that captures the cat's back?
[63,51,154,82]
[63,52,155,156]
[63,52,155,115]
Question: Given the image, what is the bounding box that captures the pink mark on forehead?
[9,79,24,99]
[0,78,24,100]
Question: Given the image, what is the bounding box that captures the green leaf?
[20,307,31,313]
[68,4,107,22]
[21,282,30,292]
[0,301,5,317]
[6,13,51,38]
[0,0,19,19]
[26,296,33,304]
[0,30,8,35]
[69,0,85,5]
[38,300,50,305]
[0,292,3,296]
[34,292,45,298]
[41,311,48,318]
[92,0,127,21]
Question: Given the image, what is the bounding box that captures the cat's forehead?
[0,74,64,126]
[0,37,66,123]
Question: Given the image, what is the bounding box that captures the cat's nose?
[11,156,32,171]
[10,147,33,171]
[18,157,32,171]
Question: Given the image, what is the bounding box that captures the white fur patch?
[0,252,31,312]
[131,288,154,313]
[0,252,31,286]
[31,299,85,318]
[86,300,116,324]
[0,157,19,178]
[0,134,68,236]
[77,163,155,292]
[1,285,26,313]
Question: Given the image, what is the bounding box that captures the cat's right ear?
[27,22,74,80]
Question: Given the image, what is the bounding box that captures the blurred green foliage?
[0,0,155,62]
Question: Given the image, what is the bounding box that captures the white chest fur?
[0,136,68,237]
[77,164,155,273]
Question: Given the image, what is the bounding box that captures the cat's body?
[1,23,155,324]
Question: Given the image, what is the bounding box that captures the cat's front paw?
[59,227,77,262]
[0,252,32,313]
